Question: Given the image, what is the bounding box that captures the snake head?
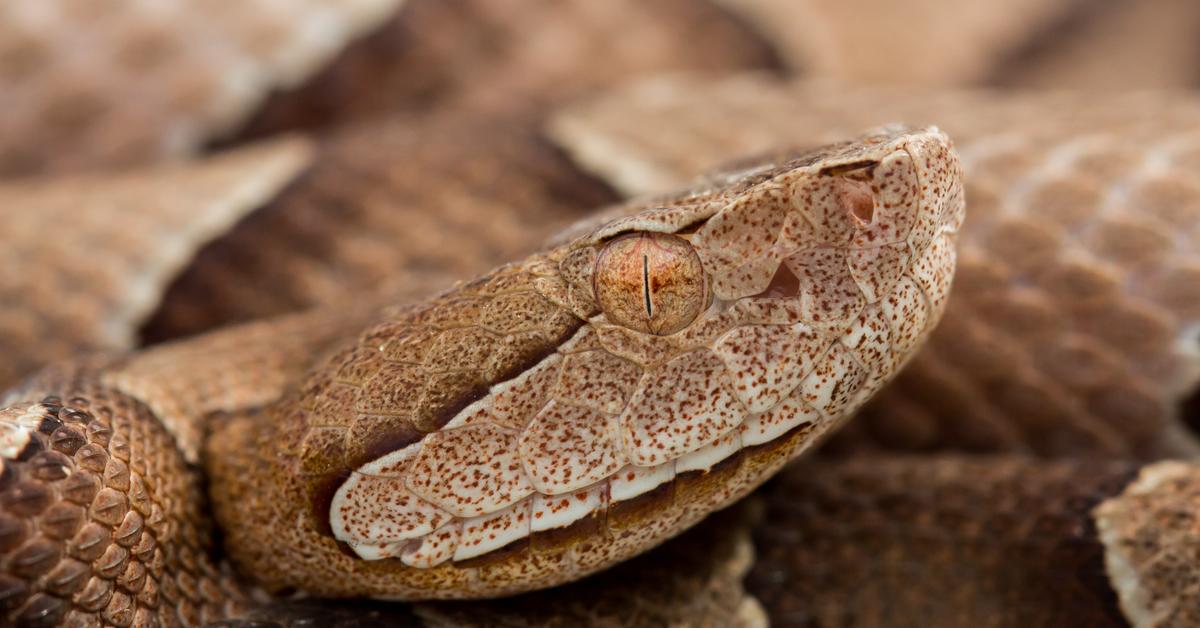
[540,125,966,465]
[244,126,963,600]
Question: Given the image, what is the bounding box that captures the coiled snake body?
[1,2,1200,626]
[2,126,963,619]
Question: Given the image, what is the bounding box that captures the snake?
[2,125,964,621]
[1,1,1199,626]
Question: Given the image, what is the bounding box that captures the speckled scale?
[406,423,534,518]
[795,343,867,419]
[490,354,563,430]
[785,169,862,247]
[882,274,932,359]
[594,322,681,367]
[481,291,568,335]
[853,148,919,247]
[784,247,868,332]
[908,131,964,254]
[841,304,899,395]
[530,483,608,534]
[519,401,626,495]
[331,474,450,545]
[910,232,957,319]
[552,350,641,414]
[848,242,910,303]
[692,181,788,299]
[712,323,831,413]
[455,499,532,562]
[292,261,584,475]
[618,350,747,466]
[740,394,823,447]
[401,522,461,569]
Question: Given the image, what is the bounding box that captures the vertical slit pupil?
[642,254,653,319]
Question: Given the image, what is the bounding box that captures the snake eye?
[593,232,708,335]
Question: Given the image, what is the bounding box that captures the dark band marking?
[674,449,745,506]
[608,480,675,534]
[452,536,532,570]
[530,509,606,555]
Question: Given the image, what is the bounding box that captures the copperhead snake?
[1,1,1199,627]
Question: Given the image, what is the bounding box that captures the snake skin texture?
[0,374,245,626]
[550,76,1200,459]
[106,308,371,465]
[1,369,766,628]
[0,138,312,391]
[0,0,399,176]
[142,114,619,344]
[710,0,1200,89]
[3,0,1200,624]
[7,0,1196,179]
[749,457,1135,627]
[740,456,1200,628]
[710,0,1086,83]
[231,0,782,142]
[1094,461,1200,628]
[204,127,962,599]
[0,0,780,178]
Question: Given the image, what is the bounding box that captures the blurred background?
[2,0,1197,178]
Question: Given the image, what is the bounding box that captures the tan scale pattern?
[0,378,243,626]
[0,0,401,175]
[102,307,367,464]
[205,127,963,599]
[232,0,781,142]
[550,77,1200,458]
[1095,461,1200,628]
[745,456,1142,627]
[143,115,619,344]
[0,137,312,391]
[710,0,1086,84]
